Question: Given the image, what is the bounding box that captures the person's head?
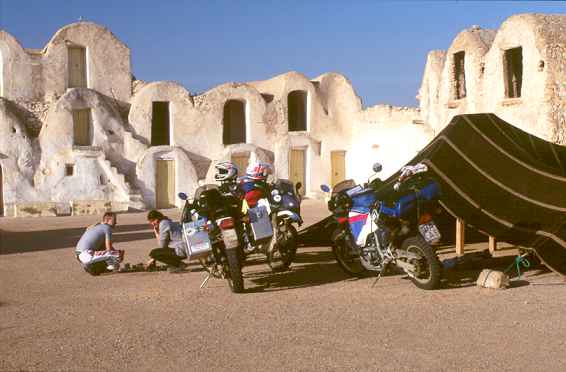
[147,210,166,228]
[102,212,117,227]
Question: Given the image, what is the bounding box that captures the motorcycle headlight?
[271,189,280,196]
[273,194,282,203]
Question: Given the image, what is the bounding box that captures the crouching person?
[146,210,188,273]
[75,212,124,276]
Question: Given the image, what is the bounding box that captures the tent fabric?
[298,113,566,276]
[411,113,566,275]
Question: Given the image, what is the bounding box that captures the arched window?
[453,51,466,100]
[223,100,246,145]
[288,90,307,132]
[504,47,522,98]
[151,101,170,146]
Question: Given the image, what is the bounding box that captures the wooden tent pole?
[456,218,465,256]
[489,236,497,254]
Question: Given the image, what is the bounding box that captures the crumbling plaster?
[0,31,33,100]
[36,88,131,203]
[41,22,132,102]
[419,14,566,144]
[0,98,37,216]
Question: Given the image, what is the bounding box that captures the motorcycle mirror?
[320,184,331,193]
[296,182,302,192]
[178,192,188,201]
[372,163,383,173]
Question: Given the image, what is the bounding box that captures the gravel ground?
[1,200,566,371]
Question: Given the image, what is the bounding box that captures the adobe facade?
[0,13,564,217]
[418,14,566,143]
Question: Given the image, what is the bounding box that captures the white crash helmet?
[214,161,239,182]
[246,162,273,181]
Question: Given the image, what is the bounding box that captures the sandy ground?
[1,200,566,371]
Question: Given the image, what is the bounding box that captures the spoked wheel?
[267,224,297,272]
[402,236,441,290]
[224,248,244,293]
[332,238,368,277]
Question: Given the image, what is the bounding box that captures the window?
[453,51,466,99]
[65,164,74,176]
[72,109,92,146]
[68,45,87,88]
[223,100,246,145]
[288,90,308,131]
[504,47,523,98]
[151,101,170,146]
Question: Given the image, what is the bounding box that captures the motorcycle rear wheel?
[332,239,368,277]
[402,236,441,290]
[225,248,245,293]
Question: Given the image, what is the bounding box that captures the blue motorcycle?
[321,163,443,290]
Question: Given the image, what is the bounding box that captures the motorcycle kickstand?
[371,271,383,288]
[200,272,212,289]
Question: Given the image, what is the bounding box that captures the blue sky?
[1,1,564,107]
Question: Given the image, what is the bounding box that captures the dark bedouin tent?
[298,113,566,276]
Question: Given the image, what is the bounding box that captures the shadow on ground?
[0,224,152,254]
[245,249,356,293]
[440,254,549,289]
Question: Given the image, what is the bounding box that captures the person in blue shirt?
[75,212,124,275]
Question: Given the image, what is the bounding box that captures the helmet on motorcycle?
[214,161,239,182]
[245,162,273,181]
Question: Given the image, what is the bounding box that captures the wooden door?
[73,109,91,146]
[289,149,306,196]
[68,46,87,88]
[331,151,346,187]
[231,153,250,177]
[156,160,175,209]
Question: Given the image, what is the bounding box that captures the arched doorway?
[288,90,307,132]
[68,44,87,89]
[155,159,176,209]
[223,100,246,144]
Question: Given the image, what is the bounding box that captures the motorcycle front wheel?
[332,237,368,277]
[402,236,441,290]
[267,224,298,272]
[225,248,244,293]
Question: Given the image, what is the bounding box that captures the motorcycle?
[264,180,303,271]
[238,179,303,272]
[320,162,443,290]
[178,184,245,293]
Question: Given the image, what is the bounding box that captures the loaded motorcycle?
[236,178,303,272]
[178,185,245,293]
[321,162,443,290]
